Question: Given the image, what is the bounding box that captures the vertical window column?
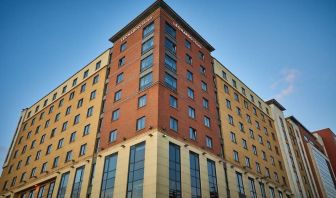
[190,151,202,198]
[169,143,182,198]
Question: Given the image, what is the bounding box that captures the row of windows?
[236,171,285,198]
[26,63,102,119]
[221,70,270,116]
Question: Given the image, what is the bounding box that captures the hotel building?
[0,1,334,198]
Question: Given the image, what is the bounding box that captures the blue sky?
[0,0,335,168]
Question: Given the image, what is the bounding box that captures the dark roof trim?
[265,99,286,111]
[109,0,215,52]
[287,116,311,133]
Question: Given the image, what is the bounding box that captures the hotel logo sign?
[173,22,202,49]
[121,16,153,42]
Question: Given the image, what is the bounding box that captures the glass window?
[206,136,213,148]
[236,171,245,196]
[83,124,90,136]
[109,130,117,143]
[114,90,122,102]
[83,70,89,79]
[116,73,124,84]
[169,143,181,198]
[233,150,239,162]
[188,106,196,119]
[230,132,236,143]
[165,54,177,72]
[100,153,118,198]
[170,95,177,108]
[207,159,218,198]
[203,98,209,109]
[120,42,127,52]
[165,38,176,54]
[136,116,146,131]
[79,144,87,156]
[47,181,55,198]
[53,156,59,168]
[139,72,153,90]
[204,116,210,127]
[87,106,94,117]
[96,61,101,70]
[248,177,257,198]
[185,39,191,49]
[90,90,96,100]
[170,117,178,132]
[93,75,99,84]
[200,65,206,74]
[70,132,76,143]
[164,73,177,90]
[118,57,126,67]
[57,172,70,198]
[138,95,147,108]
[201,81,207,91]
[165,22,176,38]
[71,166,85,198]
[142,37,154,54]
[187,70,193,81]
[140,54,153,72]
[190,152,201,198]
[126,142,146,198]
[189,127,197,140]
[143,22,154,38]
[80,83,86,93]
[269,187,275,198]
[187,88,194,99]
[185,54,192,65]
[112,109,120,121]
[65,151,73,162]
[259,182,266,198]
[198,51,204,60]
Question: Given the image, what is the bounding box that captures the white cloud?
[272,69,299,100]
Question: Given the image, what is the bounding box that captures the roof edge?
[265,99,286,111]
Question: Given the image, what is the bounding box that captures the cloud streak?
[272,69,299,100]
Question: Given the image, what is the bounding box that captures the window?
[20,172,26,183]
[72,78,77,87]
[70,166,85,198]
[189,127,197,140]
[142,37,154,54]
[96,61,101,70]
[170,95,177,108]
[112,109,120,121]
[187,70,193,81]
[165,38,176,54]
[187,87,194,99]
[83,70,89,79]
[230,132,237,143]
[53,156,59,168]
[236,107,241,116]
[262,151,267,161]
[41,162,47,173]
[79,144,87,156]
[87,106,93,117]
[228,115,234,125]
[80,83,86,93]
[139,72,153,90]
[234,92,239,101]
[31,140,36,149]
[93,75,99,84]
[256,162,261,173]
[57,172,70,198]
[170,117,178,132]
[22,145,27,154]
[236,172,245,196]
[90,90,97,100]
[47,181,55,198]
[256,121,260,129]
[74,114,80,125]
[120,42,127,52]
[242,139,247,149]
[185,39,191,49]
[203,98,209,109]
[269,187,275,198]
[83,124,90,136]
[246,114,251,123]
[53,93,57,101]
[136,116,146,131]
[49,105,54,114]
[207,159,218,198]
[169,143,181,198]
[66,106,71,115]
[198,51,204,60]
[11,176,16,186]
[258,135,263,144]
[35,150,41,160]
[201,81,207,91]
[65,151,73,162]
[109,130,117,143]
[239,122,244,132]
[143,22,154,37]
[226,99,231,109]
[165,22,176,38]
[114,90,122,101]
[224,84,229,93]
[233,150,239,162]
[70,132,76,143]
[188,106,196,119]
[232,79,237,88]
[126,142,146,198]
[46,144,52,155]
[200,65,206,74]
[31,168,37,178]
[51,128,57,138]
[245,157,250,168]
[252,145,257,155]
[165,54,176,72]
[40,134,46,144]
[44,99,48,107]
[164,73,177,90]
[100,153,118,198]
[185,54,192,65]
[138,95,147,108]
[118,57,126,67]
[69,91,75,100]
[57,138,64,149]
[248,178,257,198]
[204,116,210,127]
[140,54,153,72]
[59,99,64,107]
[259,182,266,198]
[190,152,202,198]
[116,72,124,84]
[206,136,213,148]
